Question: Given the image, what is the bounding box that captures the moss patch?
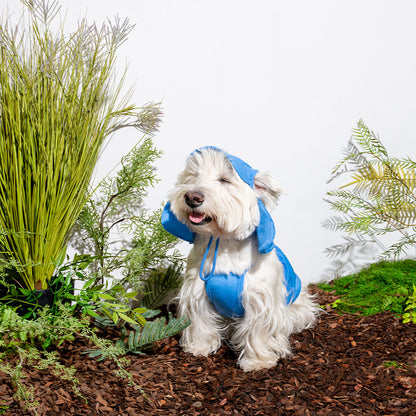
[318,259,416,316]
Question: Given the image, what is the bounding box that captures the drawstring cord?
[199,236,220,281]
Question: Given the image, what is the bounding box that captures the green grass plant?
[318,259,416,316]
[0,0,161,290]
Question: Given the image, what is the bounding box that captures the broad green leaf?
[85,308,100,318]
[124,291,139,299]
[98,293,115,300]
[118,312,139,325]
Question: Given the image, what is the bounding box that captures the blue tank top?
[199,237,301,319]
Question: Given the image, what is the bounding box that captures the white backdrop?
[5,0,416,283]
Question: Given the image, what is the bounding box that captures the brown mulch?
[1,285,416,416]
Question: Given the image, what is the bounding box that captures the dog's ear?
[253,171,286,210]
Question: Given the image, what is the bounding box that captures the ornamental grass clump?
[0,0,161,290]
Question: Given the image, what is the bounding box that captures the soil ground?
[1,285,416,415]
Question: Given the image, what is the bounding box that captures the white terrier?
[162,147,319,372]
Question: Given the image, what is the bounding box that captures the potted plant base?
[0,275,73,319]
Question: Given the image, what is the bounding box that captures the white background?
[5,0,416,283]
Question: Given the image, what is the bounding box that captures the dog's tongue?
[189,212,205,224]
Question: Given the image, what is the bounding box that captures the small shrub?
[323,119,416,277]
[69,137,184,299]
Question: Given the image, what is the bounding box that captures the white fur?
[169,148,319,372]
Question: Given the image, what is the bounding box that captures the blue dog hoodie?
[161,147,301,318]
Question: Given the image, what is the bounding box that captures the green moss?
[318,259,416,316]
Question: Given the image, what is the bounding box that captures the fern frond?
[342,162,416,200]
[327,190,389,221]
[86,313,190,359]
[328,139,372,183]
[399,157,416,170]
[379,232,416,260]
[126,313,190,354]
[369,199,416,229]
[352,119,389,160]
[345,139,373,169]
[322,216,351,231]
[344,164,387,195]
[324,235,370,258]
[326,189,372,211]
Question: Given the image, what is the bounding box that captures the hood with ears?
[161,146,276,253]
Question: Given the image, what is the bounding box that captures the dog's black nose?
[184,191,204,208]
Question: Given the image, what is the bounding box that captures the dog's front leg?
[231,275,292,372]
[234,322,291,372]
[178,271,223,356]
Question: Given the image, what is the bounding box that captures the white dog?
[162,146,319,372]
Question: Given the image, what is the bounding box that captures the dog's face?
[169,148,284,240]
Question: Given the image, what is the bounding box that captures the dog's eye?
[219,177,231,184]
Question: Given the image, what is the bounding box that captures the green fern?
[324,119,416,262]
[126,313,189,354]
[85,313,190,360]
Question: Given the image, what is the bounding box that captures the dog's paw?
[182,341,220,357]
[238,356,278,372]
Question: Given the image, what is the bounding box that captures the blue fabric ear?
[161,202,194,243]
[256,199,301,304]
[256,199,276,254]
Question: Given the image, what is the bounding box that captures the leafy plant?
[141,265,183,309]
[0,303,90,412]
[323,119,416,271]
[0,0,161,290]
[50,262,150,327]
[0,2,189,413]
[0,294,189,411]
[0,301,149,413]
[69,138,184,295]
[318,259,416,316]
[0,258,145,325]
[1,251,188,411]
[402,284,416,324]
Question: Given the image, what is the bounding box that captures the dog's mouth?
[189,211,212,226]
